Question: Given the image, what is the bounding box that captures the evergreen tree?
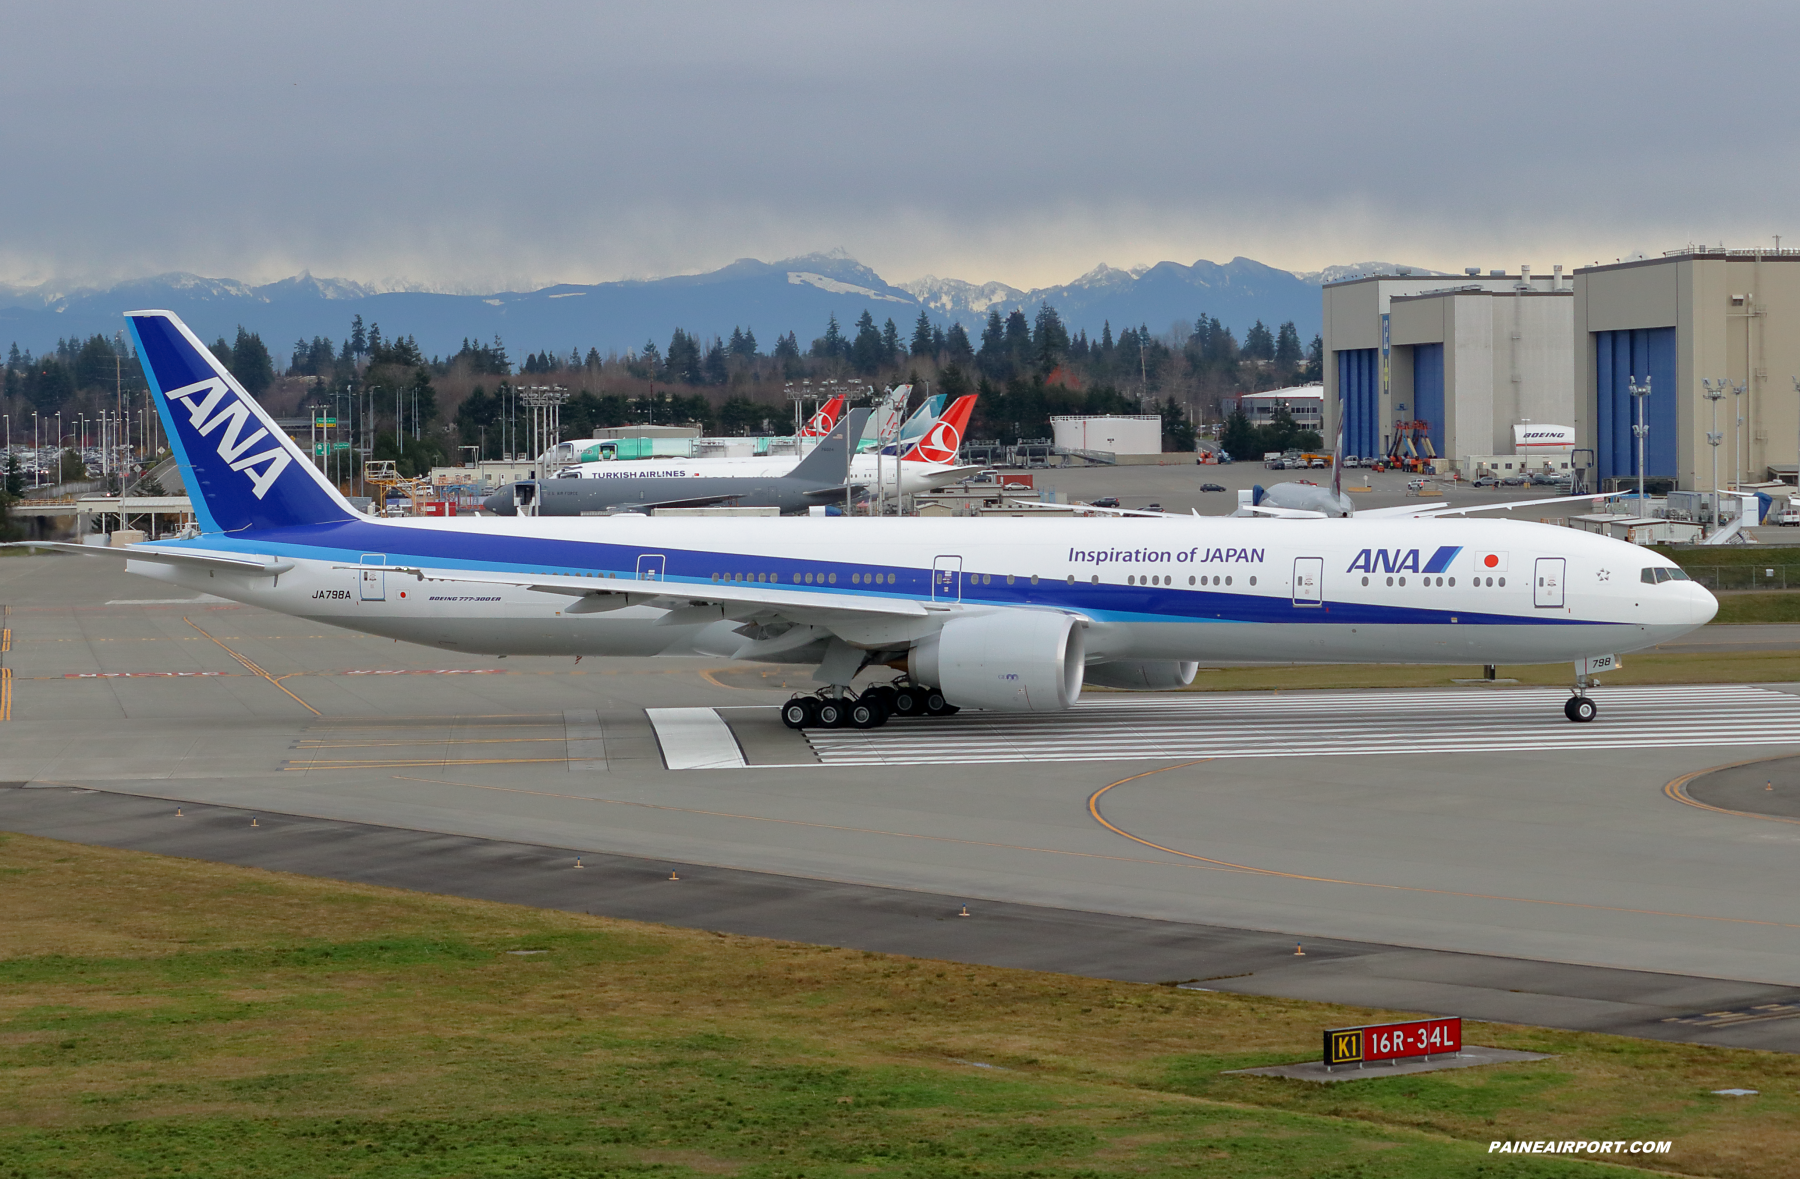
[1220,406,1259,461]
[1031,303,1069,371]
[728,326,746,357]
[409,366,437,426]
[910,311,934,357]
[931,325,947,355]
[703,338,729,385]
[350,315,366,357]
[741,327,757,357]
[230,325,274,395]
[6,343,21,369]
[1274,321,1303,369]
[210,338,233,369]
[1243,319,1275,361]
[773,331,804,379]
[666,329,703,383]
[4,451,22,498]
[976,310,1007,377]
[813,314,846,361]
[881,317,901,365]
[366,322,383,357]
[1303,334,1324,383]
[851,310,883,374]
[945,322,973,366]
[586,347,602,368]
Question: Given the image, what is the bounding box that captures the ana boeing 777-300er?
[20,311,1717,730]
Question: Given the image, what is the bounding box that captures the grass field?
[3,832,1798,1177]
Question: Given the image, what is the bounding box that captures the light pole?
[31,412,39,488]
[1703,378,1726,530]
[1730,378,1747,490]
[1627,374,1651,514]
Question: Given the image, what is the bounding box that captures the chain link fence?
[1682,564,1800,591]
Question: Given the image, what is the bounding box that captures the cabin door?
[1292,557,1323,606]
[636,554,666,582]
[1534,557,1565,608]
[358,553,386,602]
[932,555,963,602]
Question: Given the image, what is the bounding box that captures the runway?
[3,554,1800,1050]
[795,684,1800,765]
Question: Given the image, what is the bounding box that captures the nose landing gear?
[1564,661,1601,723]
[1563,694,1597,723]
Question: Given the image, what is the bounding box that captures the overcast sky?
[3,1,1793,292]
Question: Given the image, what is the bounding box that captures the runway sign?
[1325,1016,1461,1068]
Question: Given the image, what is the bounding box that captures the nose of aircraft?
[482,486,516,515]
[1692,580,1719,626]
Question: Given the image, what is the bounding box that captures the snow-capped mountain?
[1291,261,1453,285]
[0,251,1362,358]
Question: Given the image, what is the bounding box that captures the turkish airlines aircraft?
[798,395,845,437]
[27,312,1716,731]
[563,395,980,495]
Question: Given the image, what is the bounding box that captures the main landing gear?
[780,682,959,730]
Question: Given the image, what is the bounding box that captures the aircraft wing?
[3,541,294,576]
[1356,491,1620,519]
[339,563,931,621]
[1231,504,1330,519]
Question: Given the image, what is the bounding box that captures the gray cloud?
[3,1,1793,290]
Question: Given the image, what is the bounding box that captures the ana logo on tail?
[904,395,974,465]
[164,377,293,499]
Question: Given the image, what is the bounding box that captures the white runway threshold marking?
[802,685,1800,766]
[647,707,748,769]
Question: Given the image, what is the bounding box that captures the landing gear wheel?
[890,685,926,716]
[1564,696,1597,723]
[848,696,888,729]
[816,699,850,728]
[924,689,959,716]
[780,697,818,729]
[863,685,898,712]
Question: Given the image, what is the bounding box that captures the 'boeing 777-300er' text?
[19,311,1717,730]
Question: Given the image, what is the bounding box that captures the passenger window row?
[1357,575,1507,588]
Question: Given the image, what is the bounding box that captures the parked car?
[1471,475,1498,487]
[1199,482,1226,493]
[1090,496,1121,508]
[1500,474,1528,486]
[1143,503,1163,513]
[1776,508,1800,527]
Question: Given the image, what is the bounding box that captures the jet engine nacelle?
[907,610,1085,712]
[1082,660,1198,691]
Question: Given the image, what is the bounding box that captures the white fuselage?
[122,514,1715,671]
[563,452,964,494]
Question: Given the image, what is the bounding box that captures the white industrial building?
[1050,415,1162,456]
[1322,268,1576,471]
[1236,385,1323,428]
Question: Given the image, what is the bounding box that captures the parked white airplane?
[561,394,980,495]
[24,311,1716,731]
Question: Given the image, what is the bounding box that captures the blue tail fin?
[127,311,354,533]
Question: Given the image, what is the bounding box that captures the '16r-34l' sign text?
[1324,1017,1461,1068]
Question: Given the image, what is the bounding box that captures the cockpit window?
[1642,567,1688,583]
[1669,568,1691,580]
